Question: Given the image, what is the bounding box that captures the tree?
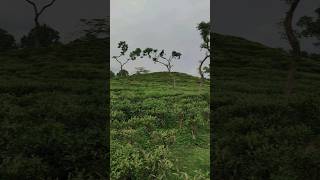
[197,21,211,84]
[24,0,57,27]
[297,8,320,46]
[79,18,109,40]
[117,69,129,77]
[203,66,210,75]
[0,29,15,52]
[112,41,141,72]
[135,67,149,75]
[142,48,182,88]
[110,71,115,78]
[21,24,60,48]
[282,0,302,96]
[24,0,57,47]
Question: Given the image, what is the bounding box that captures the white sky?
[110,0,210,76]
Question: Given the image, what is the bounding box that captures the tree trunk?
[168,68,175,88]
[284,0,301,97]
[199,65,205,87]
[34,15,41,48]
[25,0,57,48]
[198,55,208,87]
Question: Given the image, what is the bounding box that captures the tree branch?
[284,0,301,56]
[154,58,169,67]
[112,55,123,67]
[122,59,130,67]
[38,0,57,16]
[25,0,38,14]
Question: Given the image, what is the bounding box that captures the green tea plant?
[111,142,173,180]
[151,129,177,148]
[111,72,210,179]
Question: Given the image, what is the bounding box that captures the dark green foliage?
[0,38,108,179]
[142,48,182,68]
[21,24,60,48]
[111,72,210,178]
[117,69,129,77]
[297,7,320,46]
[197,22,210,50]
[110,70,115,78]
[80,18,109,40]
[197,21,210,80]
[0,28,15,52]
[213,33,320,179]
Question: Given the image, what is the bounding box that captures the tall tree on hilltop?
[297,7,320,47]
[24,0,57,47]
[197,21,211,85]
[282,0,301,97]
[112,41,142,76]
[21,24,60,48]
[142,48,182,88]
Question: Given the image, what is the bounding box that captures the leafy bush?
[0,28,15,52]
[0,37,108,179]
[110,72,210,178]
[117,69,129,77]
[21,24,60,48]
[213,33,320,179]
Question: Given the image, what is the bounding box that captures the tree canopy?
[0,28,16,52]
[80,18,109,40]
[21,24,60,48]
[197,21,210,81]
[297,7,320,46]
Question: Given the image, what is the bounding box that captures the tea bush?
[111,72,210,179]
[213,33,320,179]
[0,39,108,179]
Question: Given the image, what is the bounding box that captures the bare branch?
[25,0,38,14]
[122,59,131,67]
[154,58,169,67]
[38,0,57,16]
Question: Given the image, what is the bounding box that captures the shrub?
[21,24,60,48]
[0,28,15,52]
[117,69,129,77]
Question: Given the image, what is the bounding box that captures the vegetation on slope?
[111,72,210,179]
[0,39,108,179]
[213,33,320,179]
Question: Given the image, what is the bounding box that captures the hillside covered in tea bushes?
[0,39,108,179]
[111,72,210,179]
[213,33,320,179]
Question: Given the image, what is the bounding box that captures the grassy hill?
[0,40,108,179]
[213,33,320,179]
[111,72,210,179]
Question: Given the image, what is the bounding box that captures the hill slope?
[0,40,108,179]
[111,72,210,179]
[213,33,320,179]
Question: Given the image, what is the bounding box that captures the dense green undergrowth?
[0,39,108,179]
[111,72,210,179]
[213,33,320,179]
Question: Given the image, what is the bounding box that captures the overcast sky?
[111,0,210,76]
[214,0,320,53]
[0,0,108,41]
